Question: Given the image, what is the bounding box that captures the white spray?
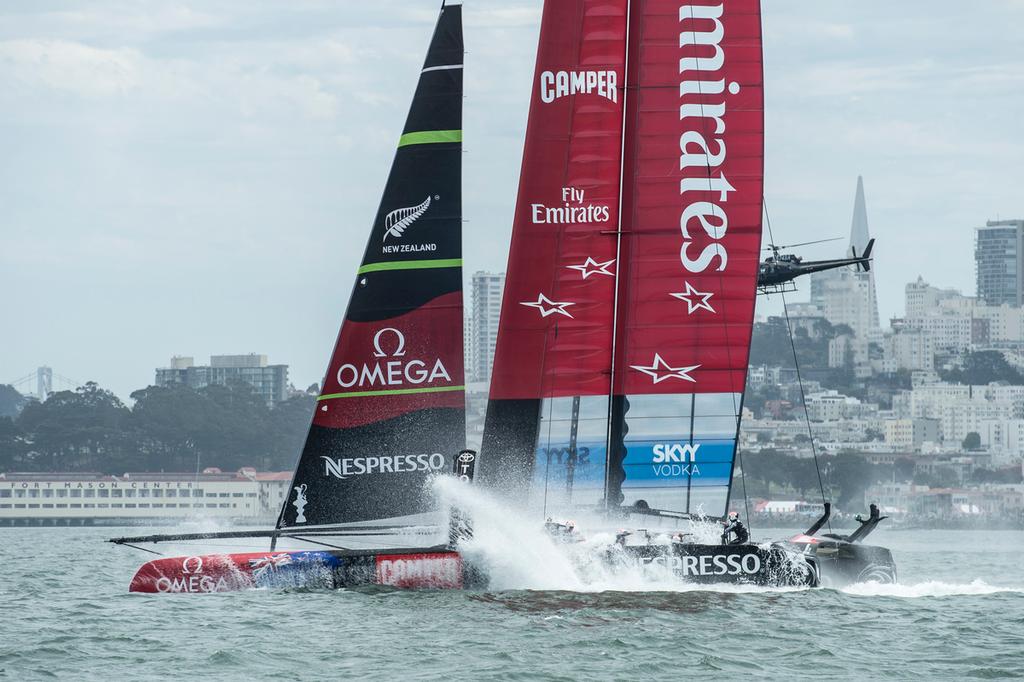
[431,476,808,594]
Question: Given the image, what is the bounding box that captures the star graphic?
[630,353,700,384]
[520,293,575,318]
[567,257,615,280]
[670,281,716,314]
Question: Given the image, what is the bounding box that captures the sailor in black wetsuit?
[720,511,749,545]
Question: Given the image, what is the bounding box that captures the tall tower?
[36,366,52,401]
[809,177,881,341]
[848,176,880,330]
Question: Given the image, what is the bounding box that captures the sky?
[1,1,1022,400]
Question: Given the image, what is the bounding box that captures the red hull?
[128,549,465,594]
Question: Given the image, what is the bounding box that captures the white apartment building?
[883,326,934,373]
[905,277,962,319]
[813,269,879,342]
[805,390,875,422]
[903,311,972,351]
[975,419,1024,466]
[468,271,505,383]
[0,469,292,525]
[884,418,941,451]
[892,384,1024,447]
[901,277,1024,350]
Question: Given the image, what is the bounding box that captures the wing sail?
[278,5,465,530]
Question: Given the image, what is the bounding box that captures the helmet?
[728,511,740,521]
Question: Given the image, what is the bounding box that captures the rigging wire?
[737,448,752,531]
[763,198,831,533]
[541,323,559,520]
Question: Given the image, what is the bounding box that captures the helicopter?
[757,237,874,295]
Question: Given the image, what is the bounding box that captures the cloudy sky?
[2,1,1022,399]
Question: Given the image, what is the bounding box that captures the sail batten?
[278,5,465,530]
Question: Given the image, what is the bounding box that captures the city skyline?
[2,1,1022,399]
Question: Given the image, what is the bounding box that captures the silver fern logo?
[383,196,432,241]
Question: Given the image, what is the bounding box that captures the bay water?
[2,519,1022,680]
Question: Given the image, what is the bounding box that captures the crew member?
[720,511,749,545]
[544,518,580,542]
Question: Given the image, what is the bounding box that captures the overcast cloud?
[1,1,1021,398]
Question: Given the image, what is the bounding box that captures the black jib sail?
[277,4,465,530]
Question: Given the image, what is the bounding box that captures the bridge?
[7,367,82,401]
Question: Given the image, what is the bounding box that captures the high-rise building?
[468,271,505,383]
[976,219,1024,306]
[155,354,289,406]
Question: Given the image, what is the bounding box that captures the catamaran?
[110,0,895,592]
[112,2,475,592]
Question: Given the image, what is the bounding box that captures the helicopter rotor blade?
[764,237,842,251]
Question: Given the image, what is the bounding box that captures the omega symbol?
[373,328,407,358]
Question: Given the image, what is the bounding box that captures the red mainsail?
[482,0,764,518]
[488,0,629,402]
[480,0,629,502]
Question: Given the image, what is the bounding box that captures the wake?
[841,580,1024,598]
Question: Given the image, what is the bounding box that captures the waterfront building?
[865,481,1024,518]
[155,354,289,406]
[0,468,291,526]
[976,219,1024,306]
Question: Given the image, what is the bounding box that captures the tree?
[0,384,27,418]
[16,382,132,472]
[825,454,874,510]
[941,350,1024,386]
[266,393,315,470]
[0,417,27,470]
[130,381,276,472]
[130,383,220,472]
[894,457,915,482]
[962,432,981,451]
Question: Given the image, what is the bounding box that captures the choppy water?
[2,524,1023,681]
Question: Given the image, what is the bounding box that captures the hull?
[787,535,897,588]
[128,548,468,594]
[127,536,896,593]
[617,543,818,587]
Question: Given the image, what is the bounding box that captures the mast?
[603,0,633,512]
[277,4,465,530]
